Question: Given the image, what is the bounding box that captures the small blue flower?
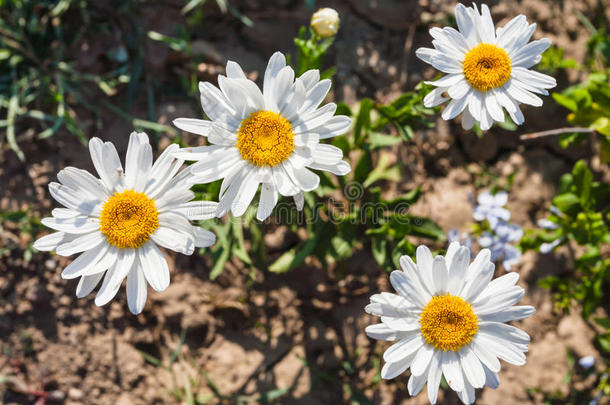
[537,217,562,254]
[447,228,474,257]
[478,221,523,271]
[473,191,510,229]
[537,218,559,230]
[578,355,595,369]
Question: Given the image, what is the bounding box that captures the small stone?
[69,388,84,400]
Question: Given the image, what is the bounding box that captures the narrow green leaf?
[7,87,24,161]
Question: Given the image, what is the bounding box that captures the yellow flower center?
[462,43,512,92]
[419,294,478,351]
[99,190,159,249]
[236,110,295,167]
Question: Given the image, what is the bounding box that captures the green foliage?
[552,72,610,161]
[266,88,444,274]
[0,0,173,160]
[0,209,44,260]
[533,15,610,392]
[537,45,579,75]
[576,10,610,70]
[293,26,335,77]
[521,161,610,319]
[181,0,253,26]
[351,82,438,144]
[551,13,610,162]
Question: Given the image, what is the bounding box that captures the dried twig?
[520,127,594,140]
[399,22,417,86]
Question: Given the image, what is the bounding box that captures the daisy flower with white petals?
[172,51,352,221]
[365,243,535,404]
[415,3,557,130]
[33,132,217,314]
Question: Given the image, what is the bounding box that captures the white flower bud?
[310,8,340,38]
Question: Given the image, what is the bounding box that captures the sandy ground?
[1,0,609,404]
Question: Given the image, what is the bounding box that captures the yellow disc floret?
[419,294,478,351]
[236,110,295,167]
[462,43,512,92]
[99,190,159,249]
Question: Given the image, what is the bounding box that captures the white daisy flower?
[415,3,557,130]
[172,51,352,220]
[365,243,535,404]
[33,132,218,314]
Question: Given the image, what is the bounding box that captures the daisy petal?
[173,118,212,137]
[427,351,443,404]
[34,232,75,252]
[192,227,216,247]
[75,272,105,298]
[257,182,278,221]
[411,344,435,376]
[479,305,535,322]
[126,264,148,314]
[441,350,465,392]
[383,334,424,363]
[381,360,410,380]
[365,323,408,341]
[139,241,170,292]
[471,337,501,372]
[431,256,449,295]
[152,226,195,255]
[510,38,551,68]
[408,372,428,396]
[459,345,486,388]
[61,242,109,279]
[56,231,105,256]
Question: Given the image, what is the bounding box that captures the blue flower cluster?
[447,190,523,270]
[472,191,523,271]
[474,191,523,271]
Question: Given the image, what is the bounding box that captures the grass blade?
[7,86,24,161]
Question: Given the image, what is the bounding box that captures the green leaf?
[594,317,610,330]
[406,216,446,240]
[600,136,610,164]
[353,152,372,185]
[209,246,229,280]
[354,98,373,146]
[552,193,580,216]
[558,132,589,148]
[7,87,24,161]
[363,154,400,188]
[328,236,353,262]
[208,221,231,279]
[391,238,415,268]
[597,334,610,355]
[140,351,162,367]
[384,187,421,209]
[572,160,593,209]
[147,31,188,52]
[367,131,402,149]
[269,235,318,273]
[552,92,578,111]
[371,237,388,267]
